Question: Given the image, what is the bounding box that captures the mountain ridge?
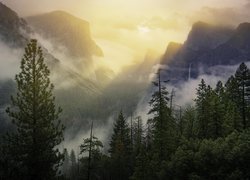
[26,11,103,59]
[161,21,250,81]
[0,2,30,47]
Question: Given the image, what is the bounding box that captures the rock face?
[0,3,104,90]
[26,11,103,59]
[161,21,250,82]
[0,2,30,47]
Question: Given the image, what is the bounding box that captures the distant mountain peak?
[235,22,250,36]
[162,42,182,62]
[26,11,103,58]
[191,21,212,30]
[185,21,233,51]
[161,21,250,81]
[37,10,89,26]
[228,22,250,49]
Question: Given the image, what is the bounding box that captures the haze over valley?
[1,1,250,179]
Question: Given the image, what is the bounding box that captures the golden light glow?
[137,25,151,34]
[3,0,248,74]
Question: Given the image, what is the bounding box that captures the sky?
[2,0,250,72]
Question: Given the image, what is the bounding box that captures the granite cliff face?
[0,2,30,47]
[161,21,250,82]
[26,11,103,59]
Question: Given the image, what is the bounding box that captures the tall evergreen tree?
[195,81,224,139]
[224,76,242,131]
[80,134,103,180]
[207,88,223,138]
[182,106,196,139]
[62,148,70,179]
[70,149,77,180]
[148,70,175,160]
[5,39,64,180]
[132,116,143,155]
[234,62,250,129]
[195,79,209,138]
[109,111,132,180]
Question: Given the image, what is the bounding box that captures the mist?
[0,42,22,80]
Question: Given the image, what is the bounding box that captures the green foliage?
[195,79,224,139]
[4,39,64,180]
[167,130,250,179]
[2,40,250,180]
[80,136,103,155]
[79,136,103,180]
[109,111,132,180]
[148,73,177,161]
[223,62,250,131]
[182,106,196,139]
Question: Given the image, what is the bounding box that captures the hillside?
[161,21,244,81]
[26,11,103,59]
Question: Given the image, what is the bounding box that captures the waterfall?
[188,63,192,81]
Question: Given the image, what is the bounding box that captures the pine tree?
[182,106,196,139]
[70,149,77,180]
[80,134,103,180]
[195,80,224,139]
[234,62,250,129]
[224,76,242,131]
[5,39,64,180]
[132,116,143,155]
[62,148,70,179]
[207,88,223,138]
[224,63,250,130]
[109,110,132,180]
[195,79,208,138]
[148,70,175,160]
[131,143,150,180]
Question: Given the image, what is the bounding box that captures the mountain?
[0,3,103,135]
[0,3,145,141]
[185,21,233,51]
[161,21,250,81]
[0,2,30,47]
[162,42,182,63]
[199,22,250,66]
[26,11,103,59]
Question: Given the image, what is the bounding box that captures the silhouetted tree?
[109,111,132,180]
[5,39,64,180]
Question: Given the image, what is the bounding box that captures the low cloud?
[190,5,250,27]
[61,116,116,155]
[0,42,22,80]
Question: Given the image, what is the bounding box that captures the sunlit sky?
[2,0,250,72]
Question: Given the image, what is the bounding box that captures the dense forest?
[1,39,250,180]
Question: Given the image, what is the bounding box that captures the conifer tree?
[80,134,103,180]
[182,106,196,139]
[132,116,143,155]
[224,63,250,130]
[148,70,175,160]
[195,79,208,138]
[224,76,242,131]
[62,149,70,179]
[234,62,250,129]
[109,111,132,180]
[5,39,64,180]
[207,88,223,138]
[70,149,77,179]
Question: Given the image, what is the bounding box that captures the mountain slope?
[0,4,146,141]
[161,21,250,81]
[0,2,30,47]
[26,11,103,59]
